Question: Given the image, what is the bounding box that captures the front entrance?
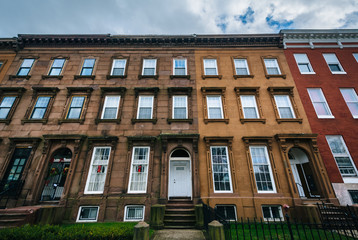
[289,148,320,198]
[168,149,192,198]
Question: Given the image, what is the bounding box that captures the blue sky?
[0,0,357,37]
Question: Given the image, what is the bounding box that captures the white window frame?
[110,59,127,76]
[101,95,120,119]
[307,88,334,119]
[234,59,250,75]
[142,59,157,75]
[274,95,296,119]
[264,58,281,75]
[76,206,99,222]
[250,146,276,193]
[293,54,315,74]
[203,59,218,75]
[84,146,111,194]
[323,53,346,74]
[124,205,145,222]
[240,95,259,119]
[137,96,154,119]
[173,58,187,75]
[17,58,35,76]
[128,146,150,194]
[326,135,358,180]
[215,205,237,221]
[206,95,224,119]
[262,205,283,221]
[340,88,358,118]
[353,53,358,63]
[210,146,233,193]
[172,95,188,119]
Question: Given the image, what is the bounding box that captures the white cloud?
[0,0,357,37]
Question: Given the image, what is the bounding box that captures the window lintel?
[235,87,259,95]
[134,87,159,97]
[201,87,226,94]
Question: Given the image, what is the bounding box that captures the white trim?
[137,96,154,119]
[307,88,334,119]
[142,59,157,75]
[124,205,145,222]
[110,59,127,76]
[215,205,237,221]
[172,95,188,119]
[262,205,283,221]
[340,88,358,119]
[233,58,250,75]
[203,59,218,75]
[128,146,150,194]
[263,58,281,75]
[76,206,99,222]
[323,53,346,74]
[240,95,259,119]
[101,95,120,119]
[210,146,233,193]
[206,95,224,119]
[173,58,187,75]
[343,177,358,184]
[293,53,315,74]
[274,95,296,119]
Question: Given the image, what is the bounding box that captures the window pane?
[0,97,16,107]
[138,108,151,119]
[79,207,98,221]
[71,97,85,108]
[298,64,310,72]
[274,95,295,118]
[35,97,50,108]
[83,59,95,67]
[329,64,341,72]
[67,108,82,119]
[49,68,62,76]
[173,96,187,119]
[143,59,156,75]
[81,68,93,76]
[17,68,30,76]
[234,59,249,75]
[250,147,274,192]
[236,68,248,75]
[340,88,358,117]
[112,59,126,75]
[267,67,279,75]
[52,59,65,68]
[86,147,110,193]
[21,59,34,68]
[264,59,280,74]
[174,68,186,75]
[0,108,10,119]
[204,59,217,75]
[307,88,332,117]
[31,108,46,119]
[112,68,124,75]
[143,68,155,75]
[129,147,149,192]
[104,96,120,107]
[126,206,144,220]
[103,108,117,119]
[211,147,231,192]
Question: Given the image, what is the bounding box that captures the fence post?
[195,204,204,229]
[133,221,149,240]
[285,214,294,240]
[208,220,225,240]
[150,204,165,229]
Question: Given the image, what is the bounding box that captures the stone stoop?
[0,206,41,229]
[164,198,196,229]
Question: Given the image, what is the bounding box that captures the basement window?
[215,205,237,221]
[124,205,145,221]
[77,206,99,222]
[262,205,283,221]
[349,190,358,204]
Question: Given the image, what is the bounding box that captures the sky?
[0,0,357,37]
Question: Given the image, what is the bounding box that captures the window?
[77,206,99,222]
[293,54,314,74]
[340,88,358,118]
[142,59,156,76]
[307,88,334,118]
[128,147,150,193]
[173,96,188,119]
[30,96,51,119]
[0,61,3,71]
[326,135,357,177]
[101,96,120,119]
[274,95,296,118]
[323,53,345,74]
[173,59,187,75]
[0,96,16,119]
[124,206,145,221]
[203,59,218,75]
[348,190,358,204]
[49,59,65,76]
[215,205,237,221]
[111,59,127,76]
[262,206,283,221]
[137,96,154,119]
[207,96,223,119]
[264,58,281,75]
[80,59,95,76]
[85,147,111,194]
[240,95,259,119]
[210,146,232,192]
[17,59,35,76]
[234,59,250,75]
[354,53,358,63]
[250,146,276,193]
[67,96,85,119]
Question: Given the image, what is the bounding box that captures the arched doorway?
[168,149,192,199]
[40,148,72,201]
[288,148,320,198]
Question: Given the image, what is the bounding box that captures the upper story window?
[137,96,154,119]
[101,96,120,119]
[173,96,188,119]
[340,88,358,118]
[274,95,296,118]
[207,96,223,119]
[0,87,26,124]
[264,58,281,75]
[240,95,259,119]
[80,59,96,76]
[203,59,218,75]
[201,87,228,124]
[210,146,232,193]
[67,96,86,119]
[354,53,358,63]
[17,59,35,76]
[293,54,314,74]
[31,96,51,119]
[307,88,334,118]
[323,53,346,74]
[234,59,250,75]
[128,146,150,193]
[111,59,127,76]
[173,59,187,75]
[0,97,16,119]
[96,87,126,124]
[49,59,66,76]
[0,61,3,70]
[142,59,156,76]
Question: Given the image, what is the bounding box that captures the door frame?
[168,155,192,200]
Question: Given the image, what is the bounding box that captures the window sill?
[240,118,266,124]
[74,75,96,80]
[131,118,157,124]
[21,119,48,124]
[202,75,222,79]
[42,75,63,80]
[265,74,286,79]
[276,118,303,124]
[138,75,159,80]
[343,177,358,183]
[95,118,121,124]
[300,72,316,75]
[170,75,191,80]
[317,116,335,119]
[234,74,254,79]
[167,118,193,124]
[106,75,127,79]
[0,119,11,125]
[9,75,31,80]
[331,72,347,75]
[58,119,85,124]
[204,118,229,124]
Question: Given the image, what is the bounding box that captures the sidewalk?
[152,229,206,240]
